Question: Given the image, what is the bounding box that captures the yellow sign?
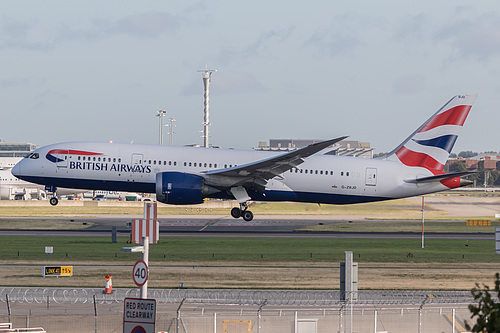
[43,266,73,277]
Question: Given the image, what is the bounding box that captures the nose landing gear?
[45,185,59,206]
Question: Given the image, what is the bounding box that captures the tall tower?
[197,69,217,148]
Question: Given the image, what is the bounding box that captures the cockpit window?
[29,153,39,159]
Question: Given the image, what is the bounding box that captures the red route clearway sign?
[123,298,156,333]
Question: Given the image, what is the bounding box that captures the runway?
[0,215,494,240]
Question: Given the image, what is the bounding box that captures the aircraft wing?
[203,136,347,191]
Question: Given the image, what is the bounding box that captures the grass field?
[0,199,447,217]
[1,236,497,264]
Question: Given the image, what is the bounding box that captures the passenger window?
[174,162,177,166]
[320,170,323,175]
[209,163,212,168]
[78,156,81,161]
[204,163,207,167]
[169,161,172,166]
[341,172,344,176]
[194,162,197,167]
[148,160,151,164]
[118,158,121,163]
[346,172,350,176]
[189,162,192,167]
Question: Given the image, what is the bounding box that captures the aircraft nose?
[11,161,21,177]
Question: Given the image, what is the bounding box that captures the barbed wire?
[0,287,476,306]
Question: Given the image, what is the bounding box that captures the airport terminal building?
[254,139,374,158]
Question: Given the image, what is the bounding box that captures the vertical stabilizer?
[386,94,477,173]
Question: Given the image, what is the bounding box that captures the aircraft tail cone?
[460,178,474,187]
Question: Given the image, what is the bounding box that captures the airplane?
[12,94,477,221]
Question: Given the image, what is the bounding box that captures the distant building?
[0,140,38,157]
[254,139,374,158]
[448,154,500,171]
[0,141,38,170]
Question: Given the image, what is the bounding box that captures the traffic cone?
[104,274,113,294]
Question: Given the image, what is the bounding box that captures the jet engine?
[155,171,219,205]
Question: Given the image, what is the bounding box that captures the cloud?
[180,71,265,96]
[434,14,500,61]
[213,26,295,66]
[0,17,54,51]
[305,30,359,57]
[110,12,181,38]
[0,11,182,51]
[392,75,426,95]
[393,13,428,41]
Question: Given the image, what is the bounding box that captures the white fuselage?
[12,141,451,205]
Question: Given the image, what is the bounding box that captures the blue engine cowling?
[155,172,205,205]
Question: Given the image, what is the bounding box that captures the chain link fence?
[0,287,480,332]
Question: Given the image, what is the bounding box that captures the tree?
[449,160,467,172]
[459,151,478,158]
[466,273,500,332]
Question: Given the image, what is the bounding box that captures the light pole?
[166,117,176,146]
[156,110,167,145]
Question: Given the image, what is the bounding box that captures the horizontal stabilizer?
[404,171,476,184]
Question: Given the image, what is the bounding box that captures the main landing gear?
[229,186,254,222]
[230,203,254,222]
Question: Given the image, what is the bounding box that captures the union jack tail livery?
[386,94,477,174]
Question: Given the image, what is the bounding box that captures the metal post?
[176,298,185,333]
[6,294,11,323]
[157,110,167,145]
[421,196,425,249]
[374,310,377,333]
[93,294,97,333]
[452,308,455,333]
[140,236,149,299]
[339,305,344,333]
[294,311,298,333]
[214,312,217,333]
[167,118,176,146]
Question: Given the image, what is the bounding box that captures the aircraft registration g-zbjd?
[12,94,477,221]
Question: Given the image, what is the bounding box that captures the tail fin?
[386,94,477,173]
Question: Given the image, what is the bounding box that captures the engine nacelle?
[156,172,206,205]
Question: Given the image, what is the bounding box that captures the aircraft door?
[56,150,69,168]
[365,168,377,186]
[131,154,144,180]
[131,154,143,167]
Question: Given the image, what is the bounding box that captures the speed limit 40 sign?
[133,260,148,287]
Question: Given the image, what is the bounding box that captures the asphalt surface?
[0,215,494,239]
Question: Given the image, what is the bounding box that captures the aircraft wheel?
[230,207,241,219]
[49,197,59,206]
[242,210,253,222]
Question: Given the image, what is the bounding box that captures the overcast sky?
[1,1,498,154]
